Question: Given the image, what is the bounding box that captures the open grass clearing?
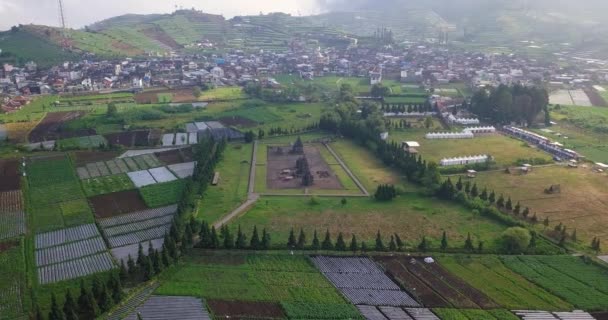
[232,194,509,250]
[470,166,608,252]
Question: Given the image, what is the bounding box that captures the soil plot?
[29,111,92,142]
[207,300,286,319]
[88,190,148,218]
[0,159,21,192]
[266,145,343,190]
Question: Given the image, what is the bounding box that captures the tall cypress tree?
[464,233,474,251]
[261,228,271,249]
[223,226,234,249]
[235,225,247,249]
[119,260,128,283]
[440,231,448,251]
[98,284,113,313]
[350,235,358,252]
[287,228,297,248]
[48,293,65,320]
[375,230,385,251]
[250,226,261,250]
[108,273,123,305]
[312,230,320,250]
[63,290,78,320]
[394,234,404,251]
[161,245,171,267]
[389,235,397,251]
[417,237,428,252]
[335,232,346,251]
[78,280,99,319]
[321,229,333,250]
[489,191,496,204]
[91,277,102,303]
[296,228,306,249]
[210,226,220,249]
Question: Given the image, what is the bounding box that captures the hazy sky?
[0,0,323,31]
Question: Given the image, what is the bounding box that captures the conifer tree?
[250,226,261,250]
[529,231,537,250]
[151,249,162,274]
[261,228,271,249]
[210,226,220,249]
[91,277,102,303]
[464,181,471,194]
[350,235,358,252]
[48,293,65,320]
[456,177,463,191]
[389,235,397,251]
[34,306,44,320]
[361,241,368,252]
[312,230,320,250]
[375,231,385,251]
[335,232,346,251]
[108,273,123,304]
[480,188,488,201]
[572,229,577,242]
[184,224,194,248]
[394,234,404,251]
[440,231,448,251]
[477,241,484,253]
[543,217,550,229]
[321,229,333,250]
[514,202,521,215]
[235,225,247,249]
[98,284,114,313]
[489,191,496,204]
[418,237,428,252]
[136,243,145,268]
[223,226,234,249]
[119,260,128,283]
[296,228,306,249]
[522,207,530,218]
[287,228,297,248]
[63,290,78,320]
[470,183,479,198]
[497,194,505,208]
[199,222,211,248]
[78,280,99,319]
[506,197,513,211]
[161,245,171,267]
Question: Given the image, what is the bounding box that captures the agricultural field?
[88,190,149,218]
[81,174,135,197]
[198,143,252,224]
[470,166,608,252]
[501,255,608,310]
[156,252,354,319]
[232,193,509,250]
[123,295,211,320]
[437,255,570,310]
[27,155,94,232]
[139,179,186,208]
[389,129,552,168]
[0,191,26,240]
[0,158,21,192]
[57,135,107,150]
[432,308,520,320]
[0,241,27,319]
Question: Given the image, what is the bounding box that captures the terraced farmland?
[0,190,26,240]
[502,256,608,310]
[312,256,420,307]
[437,256,570,310]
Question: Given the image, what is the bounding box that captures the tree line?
[469,84,549,126]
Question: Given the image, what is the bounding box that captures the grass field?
[432,309,520,320]
[198,143,252,224]
[533,120,608,163]
[156,252,351,312]
[502,255,608,310]
[81,174,135,197]
[232,194,509,250]
[199,87,246,101]
[27,156,93,232]
[438,255,570,310]
[389,130,552,167]
[140,179,187,208]
[0,241,27,319]
[470,166,608,252]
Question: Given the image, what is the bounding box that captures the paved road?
[324,143,370,196]
[248,140,258,194]
[214,193,260,229]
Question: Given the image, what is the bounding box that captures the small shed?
[466,169,477,178]
[402,141,420,154]
[212,172,220,185]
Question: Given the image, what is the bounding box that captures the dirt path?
[323,143,370,196]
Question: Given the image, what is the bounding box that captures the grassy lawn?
[438,255,571,310]
[469,166,608,252]
[330,139,414,192]
[81,174,135,197]
[156,252,353,316]
[389,130,552,167]
[231,194,509,250]
[198,143,252,224]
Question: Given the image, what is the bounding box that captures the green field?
[389,130,552,167]
[471,166,608,252]
[27,156,93,232]
[81,174,135,197]
[0,241,27,319]
[140,180,187,208]
[198,143,252,224]
[433,309,520,320]
[232,194,509,250]
[156,252,351,314]
[438,255,570,310]
[502,255,608,310]
[58,135,108,150]
[157,93,173,103]
[199,87,246,101]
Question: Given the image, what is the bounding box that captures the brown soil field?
[471,166,608,252]
[4,121,37,143]
[207,300,285,320]
[266,145,343,190]
[155,147,194,165]
[135,89,198,104]
[0,190,23,213]
[142,27,180,49]
[29,111,92,142]
[0,240,18,253]
[592,312,608,320]
[375,256,450,307]
[403,257,497,308]
[88,190,148,218]
[0,159,21,192]
[219,116,257,128]
[104,130,150,147]
[584,87,607,107]
[72,151,121,166]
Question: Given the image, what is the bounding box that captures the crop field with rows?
[37,252,115,285]
[433,308,520,320]
[139,179,186,208]
[437,256,570,310]
[81,173,135,197]
[0,190,26,240]
[0,241,26,319]
[502,256,608,310]
[156,252,353,318]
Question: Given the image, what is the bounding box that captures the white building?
[426,132,474,139]
[440,155,489,166]
[463,126,496,134]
